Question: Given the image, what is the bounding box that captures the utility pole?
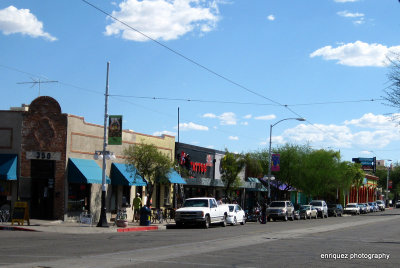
[97,62,110,228]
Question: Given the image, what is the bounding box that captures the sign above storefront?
[26,151,61,161]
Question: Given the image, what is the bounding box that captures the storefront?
[346,174,379,204]
[0,96,178,222]
[176,142,263,209]
[0,154,18,210]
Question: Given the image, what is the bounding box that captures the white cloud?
[278,113,400,149]
[0,6,57,41]
[337,10,364,18]
[310,41,400,67]
[177,122,209,131]
[254,114,276,121]
[243,114,252,119]
[219,112,237,125]
[228,136,239,140]
[360,150,373,156]
[241,122,248,126]
[153,130,176,136]
[344,113,400,129]
[105,0,220,42]
[203,112,237,125]
[267,14,275,21]
[203,113,217,118]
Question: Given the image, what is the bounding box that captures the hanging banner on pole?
[271,154,280,171]
[108,115,122,145]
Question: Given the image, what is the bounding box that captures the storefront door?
[30,160,55,219]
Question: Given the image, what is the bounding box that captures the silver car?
[309,200,328,218]
[266,201,295,221]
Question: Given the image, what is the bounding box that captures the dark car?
[327,204,343,217]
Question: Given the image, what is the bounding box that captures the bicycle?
[0,209,10,223]
[151,208,163,224]
[113,208,128,226]
[163,208,175,223]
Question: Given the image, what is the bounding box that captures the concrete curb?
[0,222,167,233]
[0,226,39,232]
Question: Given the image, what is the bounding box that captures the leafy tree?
[124,142,173,206]
[299,149,342,199]
[273,144,310,192]
[220,151,245,202]
[338,161,364,203]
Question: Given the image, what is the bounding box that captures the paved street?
[1,209,399,267]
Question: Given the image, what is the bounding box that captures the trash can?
[140,206,151,226]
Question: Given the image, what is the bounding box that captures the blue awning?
[0,154,17,181]
[247,177,260,183]
[167,169,186,184]
[111,163,147,186]
[68,158,110,184]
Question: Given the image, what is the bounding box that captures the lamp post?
[267,117,305,203]
[386,160,392,208]
[97,62,111,228]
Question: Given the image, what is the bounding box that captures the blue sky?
[1,0,400,164]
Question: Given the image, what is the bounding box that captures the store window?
[68,183,91,212]
[164,185,170,206]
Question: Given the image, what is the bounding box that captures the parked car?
[299,205,318,219]
[175,197,229,228]
[343,203,360,215]
[225,204,246,225]
[358,203,368,214]
[266,201,295,221]
[360,203,372,213]
[376,200,385,211]
[327,204,343,217]
[368,202,379,212]
[309,200,328,218]
[293,204,301,220]
[395,200,400,208]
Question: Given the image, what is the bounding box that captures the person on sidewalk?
[132,193,142,222]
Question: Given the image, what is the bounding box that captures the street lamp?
[267,117,305,203]
[386,159,392,208]
[96,62,111,228]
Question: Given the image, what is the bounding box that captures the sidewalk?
[0,219,171,234]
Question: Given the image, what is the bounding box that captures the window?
[164,185,170,206]
[68,183,91,212]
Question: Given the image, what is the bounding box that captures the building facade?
[0,96,182,223]
[176,142,266,209]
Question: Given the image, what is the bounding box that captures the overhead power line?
[110,94,384,107]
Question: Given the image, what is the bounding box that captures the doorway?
[30,160,55,219]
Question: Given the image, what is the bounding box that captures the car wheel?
[233,217,237,226]
[240,217,245,225]
[334,211,337,217]
[272,218,276,222]
[290,212,294,221]
[221,215,227,227]
[204,215,210,229]
[284,213,288,221]
[176,221,183,228]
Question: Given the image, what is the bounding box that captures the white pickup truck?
[175,197,229,228]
